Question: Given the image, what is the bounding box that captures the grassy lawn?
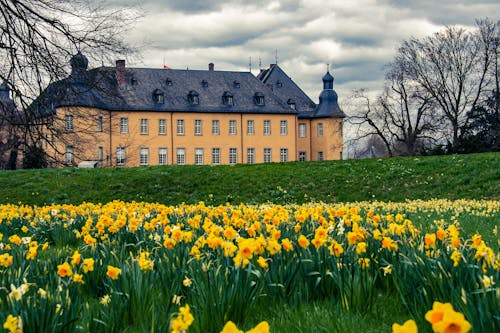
[1,152,498,206]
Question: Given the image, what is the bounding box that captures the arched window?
[201,80,208,88]
[166,78,173,86]
[254,92,265,106]
[188,90,199,105]
[152,89,164,104]
[287,98,296,110]
[222,91,234,106]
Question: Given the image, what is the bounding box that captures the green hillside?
[1,152,498,206]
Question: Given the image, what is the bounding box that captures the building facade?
[33,53,345,167]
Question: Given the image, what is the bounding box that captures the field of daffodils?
[0,199,498,333]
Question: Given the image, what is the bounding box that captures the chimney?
[116,60,126,85]
[208,63,214,71]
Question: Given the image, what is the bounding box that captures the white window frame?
[194,147,204,165]
[140,147,149,166]
[176,119,185,135]
[317,122,323,137]
[318,151,324,161]
[298,123,307,137]
[212,147,221,165]
[65,145,74,165]
[247,147,255,164]
[212,120,220,135]
[159,148,168,165]
[194,119,203,136]
[229,119,237,135]
[116,147,126,166]
[158,119,167,135]
[98,146,103,161]
[263,120,271,135]
[176,148,186,165]
[229,147,238,165]
[140,118,149,135]
[264,148,272,163]
[120,117,128,134]
[280,120,288,136]
[247,120,255,135]
[280,148,288,162]
[65,114,74,132]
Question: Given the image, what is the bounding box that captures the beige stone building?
[33,53,345,167]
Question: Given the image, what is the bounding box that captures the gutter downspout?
[240,113,244,164]
[170,112,174,165]
[109,111,112,167]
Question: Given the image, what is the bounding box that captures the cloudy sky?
[108,0,500,104]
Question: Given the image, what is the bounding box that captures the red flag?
[163,65,171,69]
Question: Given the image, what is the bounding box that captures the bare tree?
[394,24,494,148]
[0,0,138,167]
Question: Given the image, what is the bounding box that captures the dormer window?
[201,80,208,88]
[153,89,164,104]
[166,78,173,86]
[287,98,296,110]
[254,92,265,106]
[276,80,283,88]
[222,91,234,106]
[188,90,199,105]
[233,80,240,89]
[131,77,138,85]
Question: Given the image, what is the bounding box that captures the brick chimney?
[208,63,214,71]
[116,60,126,85]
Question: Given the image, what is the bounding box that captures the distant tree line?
[348,18,499,157]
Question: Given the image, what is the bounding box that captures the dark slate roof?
[299,71,345,119]
[257,64,316,113]
[31,62,297,116]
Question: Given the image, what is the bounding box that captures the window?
[339,122,343,137]
[264,148,272,163]
[276,80,283,88]
[299,151,306,161]
[254,92,265,106]
[287,99,296,110]
[263,120,271,135]
[131,77,138,85]
[140,118,149,135]
[176,119,185,135]
[188,90,199,105]
[317,123,323,137]
[159,148,168,165]
[247,148,255,164]
[194,119,203,135]
[120,117,128,134]
[233,81,240,89]
[280,148,288,162]
[229,148,237,165]
[212,148,221,165]
[116,147,126,166]
[318,151,324,161]
[247,120,255,135]
[140,147,149,166]
[97,115,103,132]
[339,151,343,160]
[166,78,173,86]
[229,119,237,135]
[298,123,306,137]
[65,114,74,132]
[153,90,164,104]
[194,148,204,165]
[212,120,220,135]
[176,148,186,165]
[159,119,167,135]
[65,145,74,165]
[98,146,103,161]
[201,80,208,88]
[280,120,288,135]
[222,92,233,106]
